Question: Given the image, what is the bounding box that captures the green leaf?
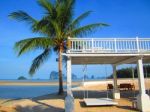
[37,0,54,14]
[9,10,37,24]
[69,11,92,29]
[14,37,53,56]
[70,23,109,37]
[29,48,51,75]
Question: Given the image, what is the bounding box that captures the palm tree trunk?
[58,46,64,95]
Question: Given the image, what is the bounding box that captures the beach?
[0,78,150,112]
[0,80,80,86]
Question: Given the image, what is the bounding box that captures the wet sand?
[0,81,80,86]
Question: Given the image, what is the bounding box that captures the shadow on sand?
[15,105,64,112]
[1,93,66,112]
[32,92,66,101]
[16,93,66,112]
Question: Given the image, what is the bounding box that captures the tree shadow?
[32,92,66,101]
[28,92,66,112]
[22,93,66,112]
[1,98,22,105]
[0,93,66,112]
[15,105,64,112]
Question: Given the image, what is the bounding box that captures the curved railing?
[67,37,150,54]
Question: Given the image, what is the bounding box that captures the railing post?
[114,38,117,53]
[136,36,140,53]
[67,37,71,53]
[92,38,94,52]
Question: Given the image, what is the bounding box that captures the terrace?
[67,37,150,54]
[63,37,150,112]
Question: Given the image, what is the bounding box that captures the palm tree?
[9,0,108,94]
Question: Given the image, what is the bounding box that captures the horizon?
[1,0,150,79]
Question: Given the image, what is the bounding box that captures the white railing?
[67,37,150,54]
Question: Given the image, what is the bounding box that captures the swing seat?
[84,98,118,106]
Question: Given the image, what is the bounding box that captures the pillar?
[113,65,120,99]
[136,58,150,112]
[66,56,72,95]
[65,56,74,112]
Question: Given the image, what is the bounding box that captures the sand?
[0,81,80,86]
[0,78,150,112]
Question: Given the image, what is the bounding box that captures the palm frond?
[51,20,62,37]
[9,10,37,24]
[37,0,54,14]
[9,10,39,32]
[29,48,51,75]
[35,16,56,37]
[14,37,53,56]
[36,16,49,28]
[69,23,109,37]
[56,0,75,30]
[69,11,92,29]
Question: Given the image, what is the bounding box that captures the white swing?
[82,65,118,106]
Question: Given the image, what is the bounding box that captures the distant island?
[49,71,65,80]
[18,76,27,80]
[49,71,78,80]
[49,71,108,80]
[18,65,149,81]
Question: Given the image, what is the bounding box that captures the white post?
[136,36,140,53]
[92,38,94,53]
[113,65,120,99]
[65,56,74,112]
[114,38,117,53]
[136,57,150,112]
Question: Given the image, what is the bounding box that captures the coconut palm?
[9,0,108,94]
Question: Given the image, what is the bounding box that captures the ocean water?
[0,85,61,99]
[0,79,104,99]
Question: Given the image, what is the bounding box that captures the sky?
[0,0,150,79]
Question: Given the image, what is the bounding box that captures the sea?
[0,85,60,99]
[0,79,104,99]
[0,79,62,99]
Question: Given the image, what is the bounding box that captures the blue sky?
[0,0,150,79]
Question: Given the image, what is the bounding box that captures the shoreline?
[0,78,149,86]
[0,81,80,86]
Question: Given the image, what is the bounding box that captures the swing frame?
[82,65,118,106]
